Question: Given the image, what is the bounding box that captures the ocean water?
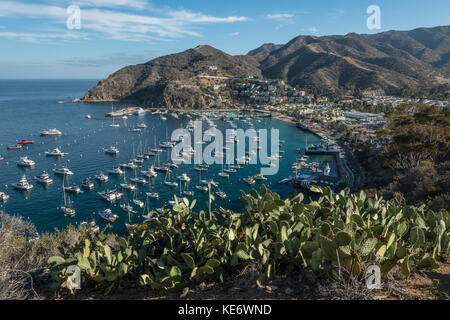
[0,79,335,234]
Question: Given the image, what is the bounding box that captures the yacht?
[141,166,157,178]
[254,173,267,181]
[40,128,62,136]
[130,177,147,185]
[195,184,208,192]
[177,173,191,182]
[120,183,137,191]
[146,192,159,199]
[81,178,94,190]
[53,166,74,176]
[17,157,35,167]
[105,146,119,155]
[7,145,22,150]
[120,203,137,214]
[98,189,122,202]
[133,199,144,208]
[94,172,109,183]
[12,175,33,191]
[216,190,227,199]
[108,167,124,175]
[64,185,81,194]
[201,179,218,187]
[0,192,10,202]
[98,209,118,222]
[80,219,99,232]
[243,176,256,185]
[35,171,53,185]
[45,148,67,157]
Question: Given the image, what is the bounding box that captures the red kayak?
[16,140,34,145]
[0,158,3,162]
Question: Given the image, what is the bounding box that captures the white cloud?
[230,32,239,36]
[0,1,249,42]
[304,27,318,34]
[76,0,148,9]
[0,31,87,42]
[266,13,294,20]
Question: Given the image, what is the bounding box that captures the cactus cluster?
[47,186,450,295]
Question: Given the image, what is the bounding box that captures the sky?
[0,0,448,79]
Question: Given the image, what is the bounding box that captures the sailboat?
[132,189,144,208]
[195,171,208,192]
[109,104,120,128]
[164,170,178,187]
[146,178,159,199]
[61,176,75,217]
[218,163,229,178]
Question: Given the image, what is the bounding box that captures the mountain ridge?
[83,25,450,105]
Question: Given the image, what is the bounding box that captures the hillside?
[83,25,450,105]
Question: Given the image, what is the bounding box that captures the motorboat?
[53,166,74,176]
[98,209,118,222]
[177,173,191,182]
[0,192,10,202]
[105,146,119,155]
[108,167,124,175]
[17,156,35,167]
[120,203,137,214]
[81,178,94,190]
[80,219,99,232]
[137,123,147,128]
[35,171,53,184]
[40,128,62,136]
[94,172,109,182]
[146,192,159,199]
[243,176,256,185]
[7,145,22,149]
[64,185,81,194]
[216,190,227,199]
[134,108,146,116]
[254,173,267,181]
[120,183,137,191]
[45,148,67,157]
[12,175,33,191]
[133,199,144,208]
[16,140,34,145]
[195,185,208,192]
[130,177,147,185]
[98,189,123,202]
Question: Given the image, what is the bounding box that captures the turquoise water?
[0,79,335,234]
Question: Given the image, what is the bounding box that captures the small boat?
[0,156,4,162]
[324,163,331,176]
[85,115,92,119]
[81,178,94,190]
[98,189,122,202]
[120,162,138,170]
[216,190,227,199]
[134,108,146,116]
[223,168,237,174]
[40,129,62,136]
[120,183,137,191]
[218,172,229,178]
[254,173,267,181]
[0,192,10,202]
[105,146,119,155]
[164,181,178,187]
[137,123,147,128]
[130,177,147,185]
[94,172,109,182]
[7,145,22,149]
[12,175,33,191]
[146,192,159,199]
[109,123,120,128]
[195,185,208,192]
[132,128,142,132]
[35,171,53,185]
[80,219,99,232]
[142,166,157,178]
[108,167,124,175]
[45,148,67,157]
[177,173,191,182]
[155,166,169,172]
[53,166,74,176]
[17,156,35,167]
[98,209,118,222]
[201,179,218,187]
[183,190,194,196]
[243,176,256,185]
[132,158,144,165]
[120,203,137,214]
[16,140,34,145]
[64,185,81,194]
[133,199,144,208]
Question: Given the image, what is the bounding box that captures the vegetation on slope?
[39,186,449,298]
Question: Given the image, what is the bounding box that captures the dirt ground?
[44,259,450,301]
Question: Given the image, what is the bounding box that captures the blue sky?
[0,0,448,79]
